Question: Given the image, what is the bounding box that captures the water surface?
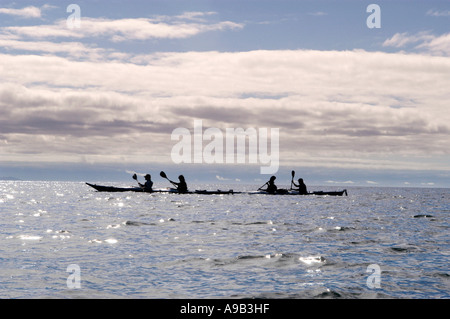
[1,181,449,298]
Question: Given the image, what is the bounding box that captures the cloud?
[0,37,109,59]
[382,31,436,48]
[416,33,450,56]
[0,6,42,18]
[216,175,230,181]
[383,31,450,56]
[2,14,243,42]
[1,48,449,170]
[426,9,450,17]
[308,12,328,17]
[325,180,354,184]
[154,11,218,22]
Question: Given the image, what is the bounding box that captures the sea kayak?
[86,183,346,196]
[85,183,236,194]
[249,189,348,196]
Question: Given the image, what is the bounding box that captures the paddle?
[132,173,143,188]
[160,171,177,187]
[257,181,268,191]
[160,171,168,180]
[290,170,295,190]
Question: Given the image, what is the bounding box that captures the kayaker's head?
[298,178,303,184]
[179,175,185,182]
[145,174,151,180]
[270,176,276,182]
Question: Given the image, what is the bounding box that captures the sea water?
[0,181,449,299]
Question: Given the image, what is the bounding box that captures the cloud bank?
[0,7,449,175]
[1,49,449,171]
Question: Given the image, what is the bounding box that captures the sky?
[0,0,449,187]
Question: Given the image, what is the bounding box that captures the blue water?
[0,181,449,298]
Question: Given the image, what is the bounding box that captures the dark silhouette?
[139,174,153,192]
[293,178,308,195]
[160,171,188,193]
[170,175,188,193]
[260,176,277,194]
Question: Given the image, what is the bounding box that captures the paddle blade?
[291,170,295,178]
[132,173,137,180]
[160,171,167,179]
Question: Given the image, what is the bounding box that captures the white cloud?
[308,12,328,17]
[0,37,108,59]
[383,31,434,48]
[416,33,450,56]
[1,49,449,170]
[0,6,41,18]
[326,180,354,184]
[383,31,450,56]
[155,11,218,22]
[2,15,243,42]
[216,175,230,181]
[426,9,450,17]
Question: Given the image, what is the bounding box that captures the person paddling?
[140,174,154,192]
[160,171,188,193]
[259,176,278,194]
[133,173,153,192]
[171,175,188,193]
[293,178,308,195]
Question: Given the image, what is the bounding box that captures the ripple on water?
[0,182,449,299]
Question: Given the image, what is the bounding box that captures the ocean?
[0,181,449,299]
